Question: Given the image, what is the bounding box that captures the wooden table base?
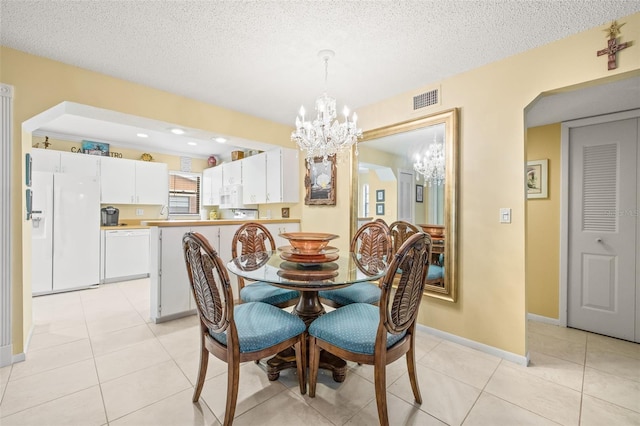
[266,347,347,383]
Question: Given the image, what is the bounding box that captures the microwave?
[219,185,257,210]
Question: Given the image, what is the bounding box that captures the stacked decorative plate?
[278,232,340,265]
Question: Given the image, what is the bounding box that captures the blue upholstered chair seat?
[239,282,299,306]
[318,282,381,305]
[427,265,443,280]
[210,302,306,353]
[308,303,406,355]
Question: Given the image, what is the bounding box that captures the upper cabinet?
[32,148,100,176]
[266,148,299,203]
[242,152,267,204]
[100,156,168,205]
[202,166,223,206]
[135,160,168,205]
[240,148,299,205]
[221,161,242,186]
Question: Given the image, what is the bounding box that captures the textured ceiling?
[3,0,640,128]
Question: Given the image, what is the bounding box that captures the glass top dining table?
[227,249,388,382]
[226,250,388,325]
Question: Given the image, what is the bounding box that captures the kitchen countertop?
[141,218,301,227]
[101,219,151,230]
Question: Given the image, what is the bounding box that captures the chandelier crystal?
[291,50,362,164]
[414,138,445,187]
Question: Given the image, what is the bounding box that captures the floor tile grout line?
[81,281,112,425]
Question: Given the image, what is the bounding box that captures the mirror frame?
[350,108,458,302]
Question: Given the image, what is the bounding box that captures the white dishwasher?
[104,228,150,283]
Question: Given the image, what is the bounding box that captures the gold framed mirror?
[350,108,458,301]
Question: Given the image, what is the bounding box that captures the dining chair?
[308,232,432,425]
[232,222,299,307]
[318,220,392,307]
[389,220,420,253]
[182,232,306,425]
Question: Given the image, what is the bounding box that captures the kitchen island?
[142,219,301,323]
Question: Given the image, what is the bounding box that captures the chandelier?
[414,138,445,187]
[291,50,362,164]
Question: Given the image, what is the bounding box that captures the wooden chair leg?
[374,357,389,426]
[192,334,209,402]
[224,358,240,426]
[295,335,307,395]
[308,337,320,397]
[406,336,422,404]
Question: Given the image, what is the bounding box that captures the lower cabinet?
[149,221,299,323]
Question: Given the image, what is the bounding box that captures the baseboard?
[417,324,529,366]
[12,352,25,364]
[0,343,12,367]
[527,313,560,325]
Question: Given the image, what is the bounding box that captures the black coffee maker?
[101,206,119,226]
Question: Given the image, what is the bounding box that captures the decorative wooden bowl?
[279,232,339,254]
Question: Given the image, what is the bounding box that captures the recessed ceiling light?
[187,141,197,146]
[214,137,227,143]
[137,133,149,138]
[170,128,185,135]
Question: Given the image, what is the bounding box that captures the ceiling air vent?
[413,89,439,110]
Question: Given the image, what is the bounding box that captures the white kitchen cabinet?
[32,148,100,176]
[135,161,168,205]
[202,166,222,206]
[242,153,267,204]
[222,160,242,186]
[266,148,299,203]
[100,156,168,204]
[100,156,136,203]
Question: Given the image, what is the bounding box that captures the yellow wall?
[526,124,562,319]
[2,12,639,358]
[356,13,640,356]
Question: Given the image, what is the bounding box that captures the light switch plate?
[500,208,511,223]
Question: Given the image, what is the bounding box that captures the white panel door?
[568,118,638,341]
[397,169,414,223]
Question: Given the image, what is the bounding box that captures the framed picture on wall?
[305,155,337,205]
[376,189,385,202]
[376,203,385,215]
[527,159,548,199]
[416,184,423,203]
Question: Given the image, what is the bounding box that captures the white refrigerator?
[31,171,101,295]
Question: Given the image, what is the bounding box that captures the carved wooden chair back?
[231,222,276,291]
[389,221,420,255]
[379,232,432,334]
[183,231,233,337]
[350,220,392,269]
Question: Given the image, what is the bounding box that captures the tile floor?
[1,278,639,425]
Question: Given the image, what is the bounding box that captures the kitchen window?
[168,171,201,215]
